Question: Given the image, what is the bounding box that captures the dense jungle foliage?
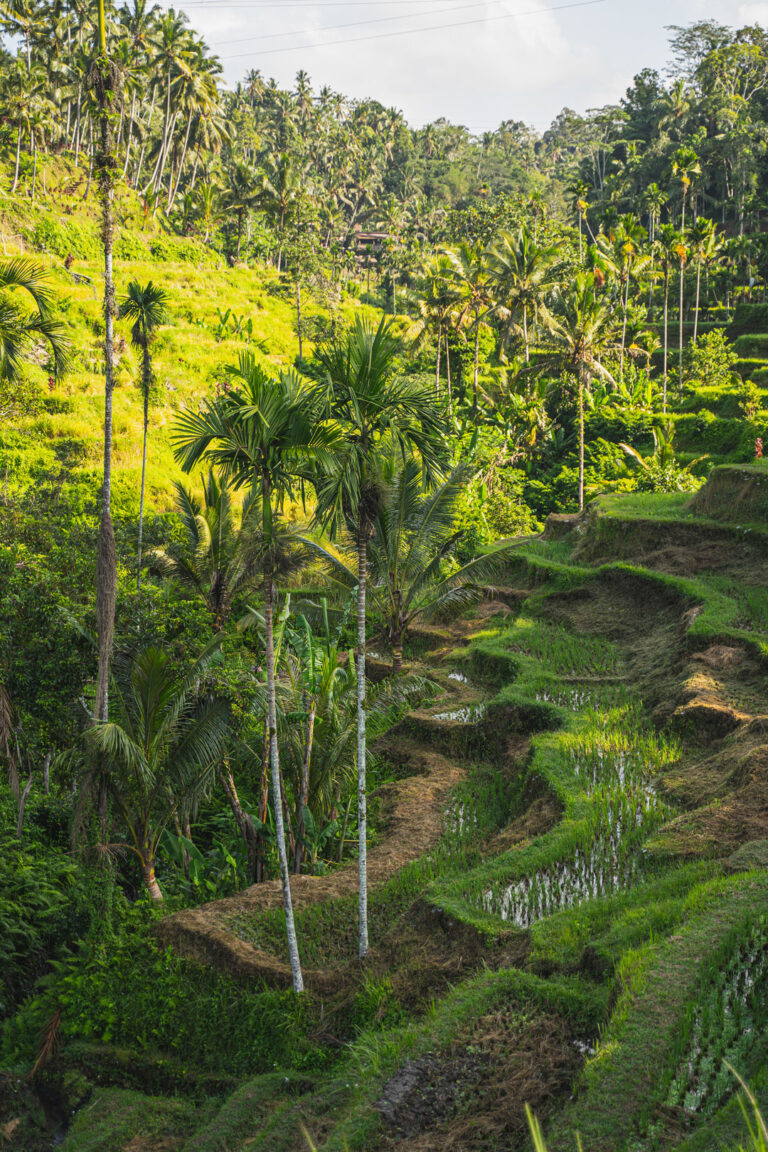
[4,5,768,1151]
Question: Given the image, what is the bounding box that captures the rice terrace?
[3,2,768,1150]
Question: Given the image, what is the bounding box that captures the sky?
[183,0,768,133]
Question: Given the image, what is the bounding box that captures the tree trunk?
[295,276,303,361]
[294,701,316,873]
[356,533,369,958]
[16,771,33,839]
[94,29,118,727]
[435,327,441,395]
[522,304,529,363]
[678,261,685,394]
[141,854,163,901]
[577,369,585,513]
[11,126,22,195]
[264,572,304,991]
[694,258,702,344]
[167,107,193,212]
[255,722,270,882]
[472,311,480,423]
[31,144,37,205]
[620,276,629,378]
[391,627,403,674]
[218,761,258,884]
[136,353,150,590]
[446,340,452,416]
[123,92,136,177]
[663,270,669,413]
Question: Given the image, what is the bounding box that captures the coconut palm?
[486,225,559,365]
[172,354,341,993]
[309,457,521,674]
[88,640,229,901]
[312,316,445,957]
[445,241,495,422]
[540,274,618,512]
[149,470,264,629]
[119,280,169,587]
[656,224,682,412]
[687,218,723,342]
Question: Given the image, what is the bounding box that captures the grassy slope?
[1,161,371,516]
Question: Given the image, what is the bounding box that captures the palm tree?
[642,183,668,315]
[688,218,722,343]
[119,280,169,588]
[312,317,445,957]
[0,259,69,380]
[411,252,461,403]
[541,274,617,512]
[172,354,340,993]
[486,226,559,365]
[596,215,649,378]
[89,641,228,901]
[671,146,700,388]
[149,470,263,629]
[309,457,520,673]
[90,0,120,725]
[445,242,494,422]
[223,160,259,261]
[656,225,681,412]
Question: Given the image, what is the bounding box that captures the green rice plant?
[502,617,622,678]
[666,917,768,1117]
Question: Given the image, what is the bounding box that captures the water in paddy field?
[432,704,486,723]
[477,800,655,928]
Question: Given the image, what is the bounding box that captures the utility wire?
[213,0,520,46]
[217,0,607,59]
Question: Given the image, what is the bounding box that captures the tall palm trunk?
[693,258,702,344]
[472,310,480,423]
[11,126,21,194]
[620,275,629,378]
[294,700,316,873]
[446,339,452,416]
[94,4,118,725]
[167,106,193,211]
[123,91,136,176]
[577,367,586,513]
[678,259,685,392]
[218,761,258,883]
[522,304,530,363]
[264,571,304,991]
[136,344,150,590]
[435,327,441,395]
[356,532,369,958]
[295,276,303,361]
[663,269,669,413]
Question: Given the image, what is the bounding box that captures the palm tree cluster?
[69,315,514,993]
[4,8,767,279]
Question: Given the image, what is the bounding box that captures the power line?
[217,0,607,59]
[179,1,472,7]
[212,0,513,47]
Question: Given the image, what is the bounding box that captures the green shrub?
[149,236,212,264]
[31,216,99,261]
[115,232,150,260]
[730,303,768,336]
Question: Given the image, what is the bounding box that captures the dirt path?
[156,601,511,989]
